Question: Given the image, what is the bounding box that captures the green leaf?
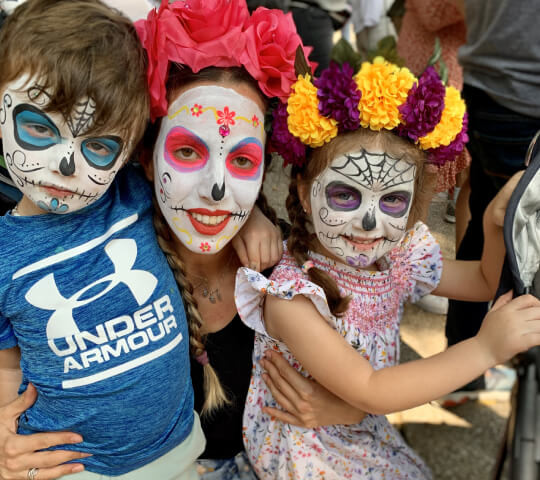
[294,45,312,77]
[427,37,442,66]
[331,38,364,71]
[368,35,405,67]
[438,58,449,85]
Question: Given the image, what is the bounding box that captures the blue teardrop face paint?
[309,149,416,268]
[0,75,128,215]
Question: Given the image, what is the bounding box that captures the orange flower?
[354,57,415,131]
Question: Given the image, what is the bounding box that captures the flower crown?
[135,0,314,121]
[270,57,468,167]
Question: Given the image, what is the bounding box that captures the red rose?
[241,7,314,102]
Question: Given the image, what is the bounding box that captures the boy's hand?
[488,171,524,227]
[232,206,283,272]
[0,385,90,480]
[476,291,540,366]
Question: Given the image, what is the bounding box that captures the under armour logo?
[25,239,158,339]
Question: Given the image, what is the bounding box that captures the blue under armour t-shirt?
[0,165,194,475]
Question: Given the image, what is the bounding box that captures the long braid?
[286,173,350,316]
[152,200,230,415]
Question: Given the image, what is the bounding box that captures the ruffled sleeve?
[392,222,443,303]
[234,267,335,339]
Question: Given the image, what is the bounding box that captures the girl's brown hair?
[0,0,149,147]
[142,65,276,415]
[287,128,427,316]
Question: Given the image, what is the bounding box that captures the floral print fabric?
[235,222,442,479]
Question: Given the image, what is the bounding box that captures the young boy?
[0,0,205,477]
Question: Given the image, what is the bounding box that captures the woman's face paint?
[309,149,416,268]
[154,85,266,254]
[0,75,127,215]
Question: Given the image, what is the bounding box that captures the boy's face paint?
[154,85,265,254]
[0,76,127,215]
[309,150,416,268]
[0,0,27,15]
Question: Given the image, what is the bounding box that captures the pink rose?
[136,0,250,120]
[241,8,315,102]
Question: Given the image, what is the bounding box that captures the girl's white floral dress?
[235,222,442,480]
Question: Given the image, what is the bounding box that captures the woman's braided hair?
[286,128,427,317]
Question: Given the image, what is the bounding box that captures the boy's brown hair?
[0,0,149,148]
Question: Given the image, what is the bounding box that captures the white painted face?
[309,150,416,268]
[154,85,266,254]
[0,0,27,15]
[0,76,128,215]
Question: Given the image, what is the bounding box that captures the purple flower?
[398,66,445,141]
[270,102,306,167]
[428,112,469,166]
[315,61,361,132]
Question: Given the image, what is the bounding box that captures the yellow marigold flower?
[354,57,416,131]
[419,86,466,150]
[287,74,338,148]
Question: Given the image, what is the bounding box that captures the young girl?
[235,58,540,478]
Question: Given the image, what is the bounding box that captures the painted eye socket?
[226,139,262,179]
[174,147,201,162]
[379,191,411,216]
[325,182,361,211]
[13,104,61,150]
[81,136,122,170]
[164,126,209,172]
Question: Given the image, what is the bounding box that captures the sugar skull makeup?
[154,85,266,254]
[0,76,127,214]
[310,149,416,268]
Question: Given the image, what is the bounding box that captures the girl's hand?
[232,206,282,272]
[260,350,366,428]
[0,385,90,480]
[476,291,540,365]
[487,171,524,227]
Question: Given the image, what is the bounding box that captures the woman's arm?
[0,385,91,480]
[434,172,523,301]
[260,350,365,427]
[0,348,21,408]
[265,291,540,415]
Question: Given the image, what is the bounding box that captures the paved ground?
[263,161,511,480]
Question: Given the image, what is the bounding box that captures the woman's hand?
[0,385,90,480]
[232,206,283,272]
[260,350,366,428]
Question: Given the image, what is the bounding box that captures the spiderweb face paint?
[310,149,416,268]
[0,75,127,215]
[154,85,266,254]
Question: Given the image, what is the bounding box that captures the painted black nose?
[211,182,225,201]
[362,211,376,231]
[59,152,75,176]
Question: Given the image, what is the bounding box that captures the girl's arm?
[434,172,523,301]
[232,206,283,272]
[264,290,540,415]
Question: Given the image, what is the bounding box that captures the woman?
[0,2,365,479]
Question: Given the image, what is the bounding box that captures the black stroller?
[493,130,540,479]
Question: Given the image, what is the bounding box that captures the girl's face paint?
[0,75,128,215]
[309,149,416,268]
[154,85,266,254]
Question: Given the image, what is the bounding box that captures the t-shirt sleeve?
[400,222,443,303]
[234,267,334,339]
[0,313,17,349]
